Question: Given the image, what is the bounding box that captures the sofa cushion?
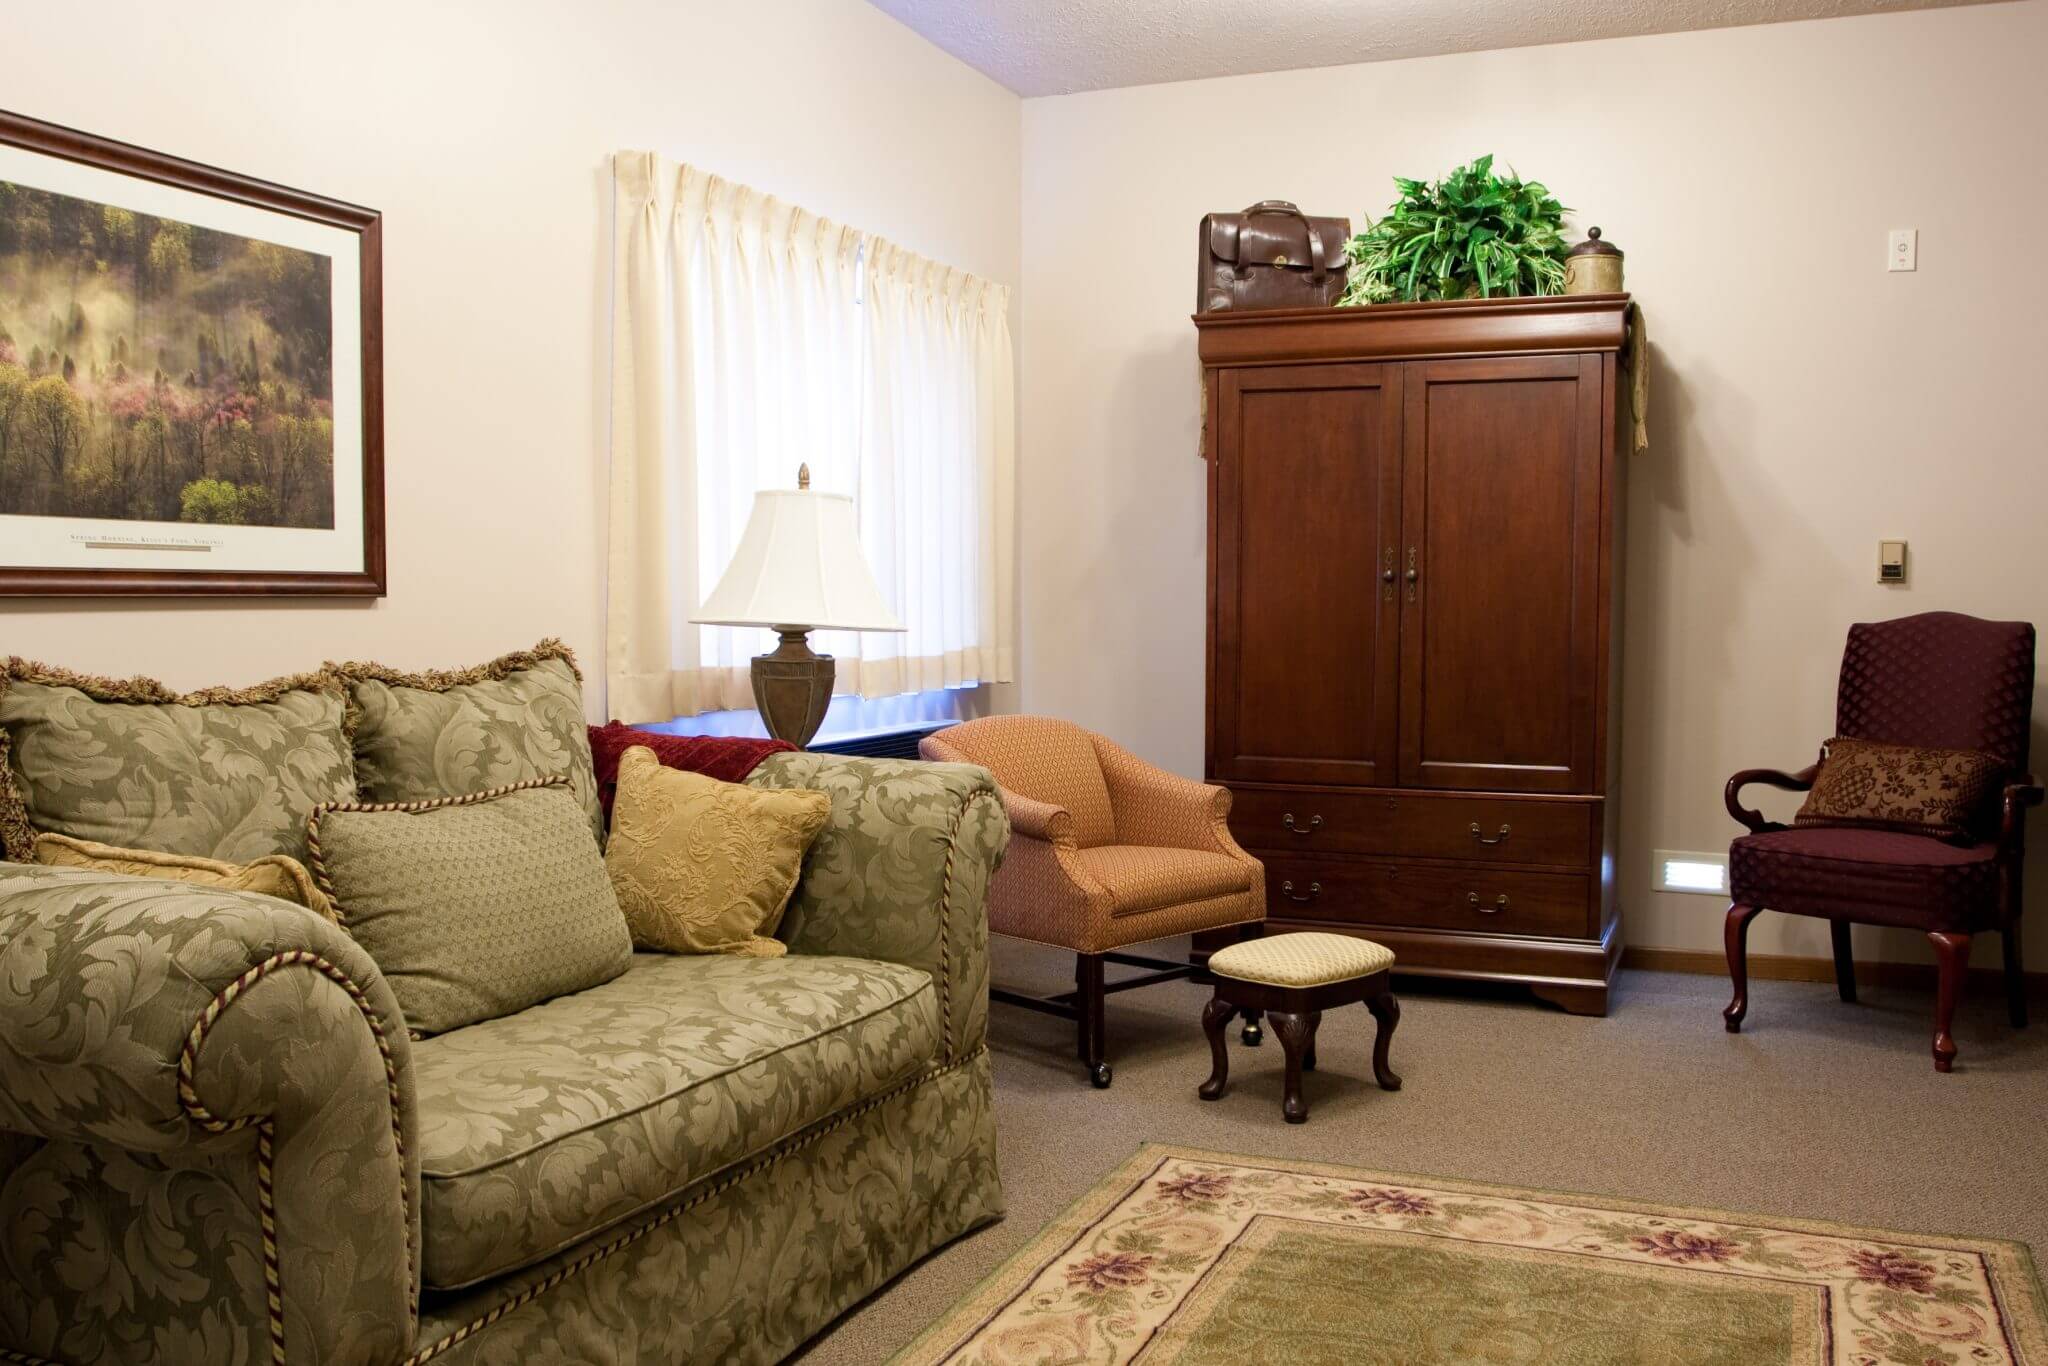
[0,658,354,864]
[1794,735,2003,843]
[309,778,632,1037]
[408,950,939,1290]
[586,721,794,822]
[604,746,830,957]
[1074,844,1257,917]
[330,640,605,847]
[32,831,338,923]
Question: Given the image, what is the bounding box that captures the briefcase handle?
[1240,200,1332,283]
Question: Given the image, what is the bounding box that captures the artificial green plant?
[1340,155,1569,305]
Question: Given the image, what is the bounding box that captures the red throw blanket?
[587,722,797,819]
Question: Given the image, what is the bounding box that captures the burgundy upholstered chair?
[1723,611,2040,1071]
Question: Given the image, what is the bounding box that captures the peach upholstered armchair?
[921,716,1265,1087]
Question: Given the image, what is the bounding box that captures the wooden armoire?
[1194,295,1633,1015]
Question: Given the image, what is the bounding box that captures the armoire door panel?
[1212,364,1400,786]
[1399,355,1601,792]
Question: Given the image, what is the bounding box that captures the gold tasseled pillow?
[33,832,340,923]
[602,746,831,957]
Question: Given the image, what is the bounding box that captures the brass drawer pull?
[1281,880,1321,904]
[1282,813,1322,838]
[1467,892,1509,914]
[1469,822,1511,846]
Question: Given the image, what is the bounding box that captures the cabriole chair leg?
[1723,903,1765,1032]
[1929,932,1972,1073]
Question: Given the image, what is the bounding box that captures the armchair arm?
[998,789,1076,845]
[1090,733,1242,856]
[748,753,1009,1063]
[0,863,419,1365]
[922,730,1074,844]
[1724,764,1819,834]
[2003,774,2044,845]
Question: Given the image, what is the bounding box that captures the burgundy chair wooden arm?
[1723,764,1820,834]
[2002,777,2046,845]
[1721,611,2037,1073]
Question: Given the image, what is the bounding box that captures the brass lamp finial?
[797,463,810,491]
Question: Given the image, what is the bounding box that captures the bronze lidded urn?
[1564,226,1624,294]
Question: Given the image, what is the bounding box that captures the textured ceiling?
[865,0,1995,96]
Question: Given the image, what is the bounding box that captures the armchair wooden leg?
[1929,932,1972,1073]
[1831,920,1857,1004]
[1198,996,1232,1100]
[1723,903,1766,1032]
[2005,924,2028,1029]
[1076,953,1111,1088]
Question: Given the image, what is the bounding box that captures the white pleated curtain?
[607,152,1014,723]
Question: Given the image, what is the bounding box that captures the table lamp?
[691,464,904,748]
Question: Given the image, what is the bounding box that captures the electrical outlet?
[1888,228,1917,272]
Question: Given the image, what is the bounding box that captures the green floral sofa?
[0,750,1009,1365]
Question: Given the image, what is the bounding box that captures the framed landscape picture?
[0,110,383,595]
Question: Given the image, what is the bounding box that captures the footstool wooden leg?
[1198,996,1233,1101]
[1366,988,1402,1092]
[1303,1013,1319,1072]
[1240,1007,1263,1047]
[1270,1011,1314,1123]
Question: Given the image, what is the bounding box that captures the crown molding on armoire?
[1194,293,1634,1015]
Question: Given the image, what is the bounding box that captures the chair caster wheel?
[1089,1062,1113,1089]
[1241,1023,1263,1047]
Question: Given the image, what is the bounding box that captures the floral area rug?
[895,1145,2048,1365]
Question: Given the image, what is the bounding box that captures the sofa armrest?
[749,753,1009,1063]
[0,863,419,1364]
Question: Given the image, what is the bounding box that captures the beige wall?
[2,0,1019,708]
[1018,1,2048,963]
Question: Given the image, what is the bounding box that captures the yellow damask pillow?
[603,745,831,956]
[33,831,340,923]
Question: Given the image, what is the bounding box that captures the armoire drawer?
[1258,855,1592,939]
[1228,788,1594,869]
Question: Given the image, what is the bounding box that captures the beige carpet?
[798,937,2048,1363]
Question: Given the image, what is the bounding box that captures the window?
[606,153,1015,727]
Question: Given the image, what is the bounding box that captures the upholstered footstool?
[1199,932,1401,1123]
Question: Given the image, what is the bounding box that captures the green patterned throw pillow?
[330,639,605,848]
[307,777,632,1036]
[0,658,355,864]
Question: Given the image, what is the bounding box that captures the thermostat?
[1879,540,1908,585]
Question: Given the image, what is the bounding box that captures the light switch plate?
[1888,229,1917,272]
[1879,539,1908,584]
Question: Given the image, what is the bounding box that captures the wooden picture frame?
[0,110,384,595]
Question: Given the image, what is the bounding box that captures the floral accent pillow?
[603,746,830,957]
[1794,736,2004,843]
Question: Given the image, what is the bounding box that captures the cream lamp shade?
[690,467,901,748]
[692,481,904,633]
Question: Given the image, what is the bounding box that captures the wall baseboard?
[1621,946,2047,995]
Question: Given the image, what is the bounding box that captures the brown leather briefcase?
[1197,200,1351,313]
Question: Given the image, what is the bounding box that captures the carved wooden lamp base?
[751,626,833,749]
